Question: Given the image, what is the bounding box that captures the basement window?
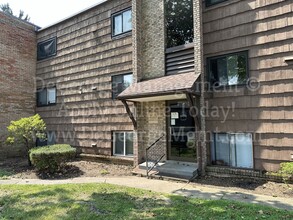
[112,73,133,99]
[37,87,56,107]
[37,37,57,61]
[113,132,134,156]
[112,8,132,37]
[211,133,253,169]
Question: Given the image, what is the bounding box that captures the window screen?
[37,37,57,60]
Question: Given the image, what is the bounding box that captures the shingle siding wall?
[203,0,293,171]
[0,12,36,158]
[36,0,133,158]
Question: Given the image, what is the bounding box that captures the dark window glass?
[37,37,57,60]
[114,132,133,156]
[114,133,124,155]
[47,131,56,145]
[165,0,194,48]
[37,87,56,107]
[112,9,132,36]
[112,73,133,99]
[37,89,47,107]
[36,131,56,146]
[208,51,248,86]
[206,0,228,7]
[125,132,134,155]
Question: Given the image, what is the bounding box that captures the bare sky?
[0,0,104,28]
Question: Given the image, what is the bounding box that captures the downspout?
[193,0,206,175]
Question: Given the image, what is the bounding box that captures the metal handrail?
[145,134,165,178]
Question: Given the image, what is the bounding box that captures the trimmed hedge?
[30,144,76,173]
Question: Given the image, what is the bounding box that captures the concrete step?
[138,161,165,171]
[138,160,198,180]
[157,160,198,179]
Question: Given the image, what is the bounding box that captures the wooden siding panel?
[204,0,293,170]
[36,0,133,156]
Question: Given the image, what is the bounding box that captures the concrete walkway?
[0,176,292,211]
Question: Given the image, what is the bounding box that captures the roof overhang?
[117,72,200,102]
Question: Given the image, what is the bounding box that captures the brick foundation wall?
[0,12,37,159]
[206,166,292,183]
[136,101,167,165]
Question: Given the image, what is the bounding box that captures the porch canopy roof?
[117,72,200,102]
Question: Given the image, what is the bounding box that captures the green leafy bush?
[279,162,293,182]
[30,144,76,173]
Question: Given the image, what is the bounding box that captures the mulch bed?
[1,158,292,198]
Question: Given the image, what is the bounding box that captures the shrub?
[279,162,293,183]
[30,144,76,173]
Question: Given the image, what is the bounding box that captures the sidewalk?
[0,176,292,211]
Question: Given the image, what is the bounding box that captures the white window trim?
[113,131,134,157]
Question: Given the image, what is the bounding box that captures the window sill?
[111,31,132,40]
[204,0,236,11]
[113,155,134,160]
[37,103,57,108]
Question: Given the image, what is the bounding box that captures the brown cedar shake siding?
[203,0,293,171]
[36,0,134,159]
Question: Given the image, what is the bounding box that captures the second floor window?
[112,73,133,99]
[165,0,194,48]
[37,37,57,61]
[208,51,248,87]
[112,9,132,37]
[37,87,56,107]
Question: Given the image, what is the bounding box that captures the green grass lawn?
[0,184,292,220]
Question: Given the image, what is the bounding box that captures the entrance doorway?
[168,101,196,162]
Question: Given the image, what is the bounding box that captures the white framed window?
[113,131,134,156]
[37,87,56,107]
[211,133,253,169]
[112,8,132,37]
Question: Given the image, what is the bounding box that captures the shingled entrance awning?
[117,72,200,102]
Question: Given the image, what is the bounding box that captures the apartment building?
[1,0,292,178]
[118,0,293,177]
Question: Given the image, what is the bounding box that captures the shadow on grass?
[0,184,292,220]
[172,188,293,211]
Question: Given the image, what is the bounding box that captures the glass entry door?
[168,101,196,162]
